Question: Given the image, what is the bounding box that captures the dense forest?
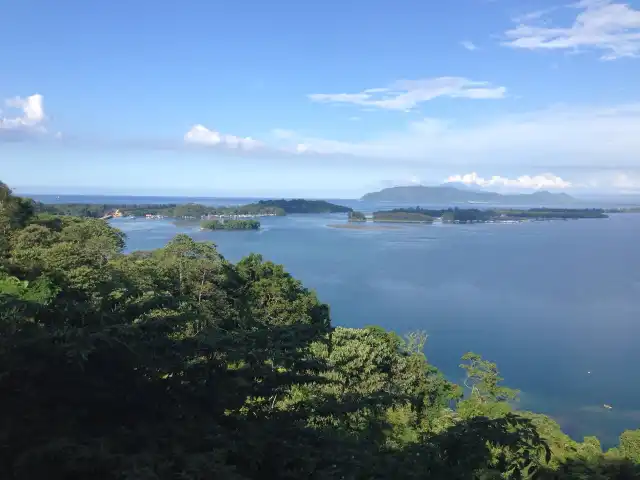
[1,181,639,479]
[36,201,285,218]
[35,198,353,219]
[255,199,353,214]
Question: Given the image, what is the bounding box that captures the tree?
[458,352,518,419]
[618,429,640,463]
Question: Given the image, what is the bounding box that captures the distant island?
[349,207,608,224]
[361,185,576,205]
[201,219,260,230]
[35,199,352,219]
[255,199,352,214]
[605,207,640,213]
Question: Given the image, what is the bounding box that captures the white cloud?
[308,77,506,111]
[274,103,640,168]
[184,124,261,150]
[0,94,46,132]
[445,172,573,189]
[461,41,478,51]
[504,0,640,60]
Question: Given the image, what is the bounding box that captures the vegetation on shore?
[374,210,435,223]
[201,219,260,230]
[369,207,608,224]
[36,201,284,218]
[605,207,640,213]
[1,181,639,479]
[35,198,352,219]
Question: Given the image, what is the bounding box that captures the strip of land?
[327,223,400,230]
[34,199,352,220]
[348,207,609,224]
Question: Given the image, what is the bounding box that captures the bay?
[30,194,640,446]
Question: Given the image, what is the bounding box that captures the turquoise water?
[32,195,640,446]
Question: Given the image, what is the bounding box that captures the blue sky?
[2,0,640,197]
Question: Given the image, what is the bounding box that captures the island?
[253,199,352,214]
[366,207,607,224]
[361,185,577,205]
[605,207,640,213]
[201,219,260,230]
[348,211,366,222]
[373,210,434,223]
[34,199,352,219]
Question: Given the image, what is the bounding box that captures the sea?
[31,194,640,447]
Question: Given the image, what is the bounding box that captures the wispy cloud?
[511,7,560,23]
[445,172,572,189]
[276,103,640,168]
[504,0,640,60]
[460,41,478,51]
[308,77,506,111]
[184,124,262,150]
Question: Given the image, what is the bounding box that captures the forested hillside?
[1,181,639,479]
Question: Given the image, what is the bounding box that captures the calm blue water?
[31,194,640,446]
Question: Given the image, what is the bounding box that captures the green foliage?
[0,182,637,479]
[256,199,352,214]
[618,429,640,463]
[201,219,260,230]
[458,352,519,419]
[373,209,435,223]
[373,206,607,224]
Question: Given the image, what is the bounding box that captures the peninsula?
[361,185,576,205]
[34,199,352,219]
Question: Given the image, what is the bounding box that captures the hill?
[361,185,576,205]
[256,199,352,214]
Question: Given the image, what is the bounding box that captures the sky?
[2,0,640,198]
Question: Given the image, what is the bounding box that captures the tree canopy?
[0,182,637,479]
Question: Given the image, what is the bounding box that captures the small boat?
[603,404,613,410]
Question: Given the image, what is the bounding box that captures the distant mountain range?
[361,185,576,205]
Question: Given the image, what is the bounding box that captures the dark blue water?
[30,194,640,446]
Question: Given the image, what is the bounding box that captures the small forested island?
[201,219,260,230]
[34,198,352,219]
[348,211,367,221]
[370,207,608,224]
[1,181,639,479]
